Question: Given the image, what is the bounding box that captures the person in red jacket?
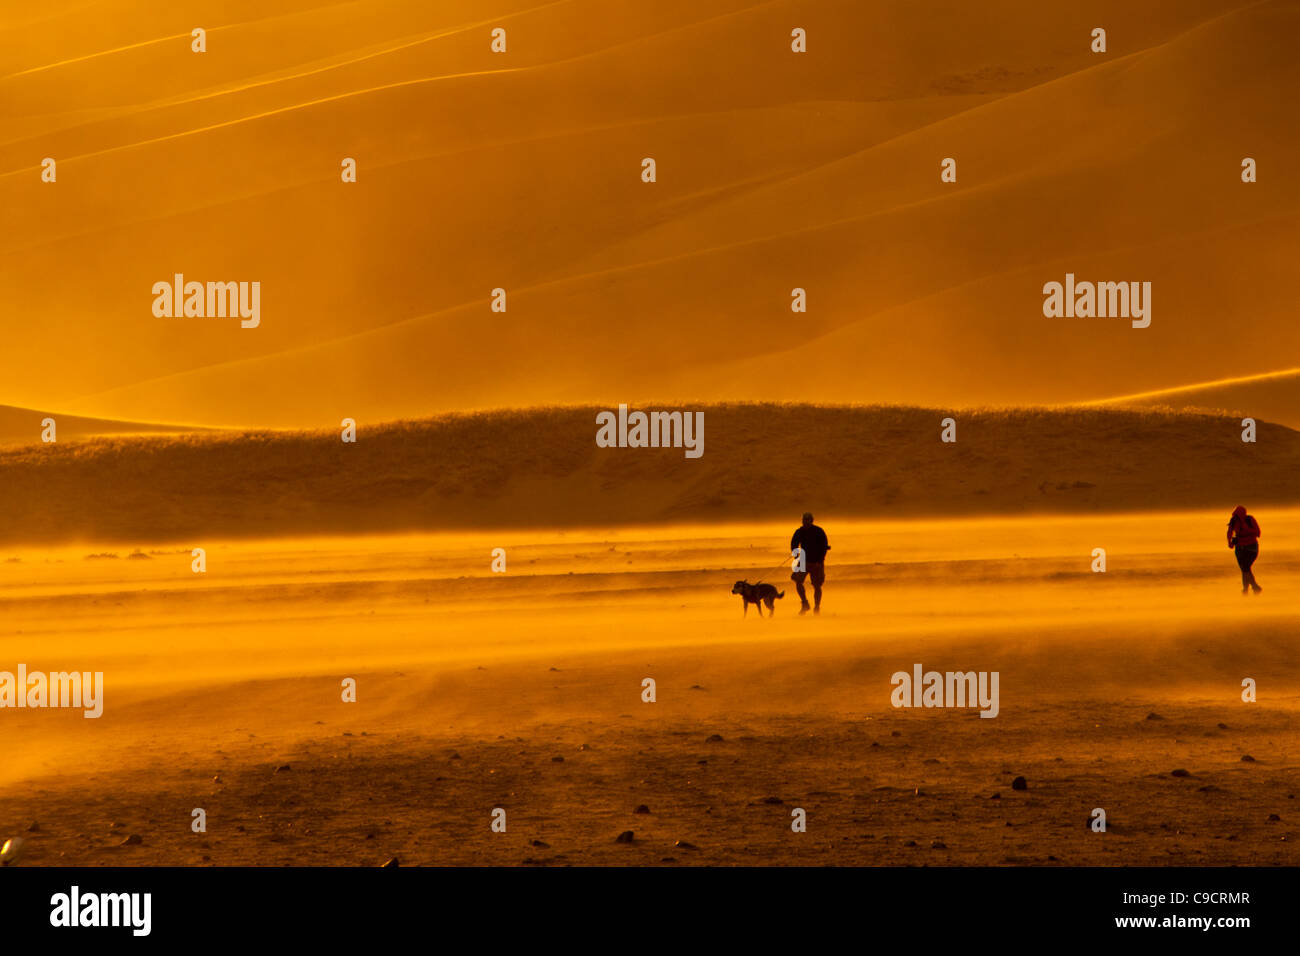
[1227,506,1262,594]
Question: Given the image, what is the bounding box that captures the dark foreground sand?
[7,692,1297,867]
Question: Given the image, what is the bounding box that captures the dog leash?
[753,552,797,585]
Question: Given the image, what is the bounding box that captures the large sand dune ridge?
[2,0,1294,425]
[1,403,1295,544]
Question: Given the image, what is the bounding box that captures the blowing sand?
[2,511,1295,865]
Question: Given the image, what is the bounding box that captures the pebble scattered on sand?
[1,837,25,865]
[634,805,650,814]
[1012,776,1028,791]
[274,764,292,773]
[1241,755,1256,762]
[119,834,143,846]
[1170,768,1190,777]
[705,734,724,743]
[615,831,635,844]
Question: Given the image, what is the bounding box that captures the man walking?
[790,512,830,615]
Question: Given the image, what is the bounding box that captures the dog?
[731,580,784,617]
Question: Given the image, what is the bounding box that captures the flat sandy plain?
[2,510,1296,865]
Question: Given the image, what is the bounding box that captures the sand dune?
[2,0,1290,425]
[2,0,1296,871]
[1086,368,1300,431]
[0,403,210,447]
[1,403,1295,545]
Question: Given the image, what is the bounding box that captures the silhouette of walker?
[1227,505,1262,595]
[790,512,830,615]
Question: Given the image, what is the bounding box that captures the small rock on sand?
[634,805,650,814]
[119,834,143,846]
[705,734,724,743]
[1145,712,1164,721]
[1171,769,1191,777]
[26,822,39,833]
[274,764,291,773]
[674,840,697,850]
[616,831,635,844]
[1241,755,1256,762]
[1012,777,1028,791]
[1,838,25,865]
[381,858,399,867]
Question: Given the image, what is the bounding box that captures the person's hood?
[1232,506,1248,518]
